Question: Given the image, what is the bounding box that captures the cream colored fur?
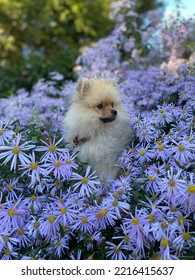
[63,78,133,178]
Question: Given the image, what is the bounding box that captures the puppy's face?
[94,100,117,123]
[76,78,122,124]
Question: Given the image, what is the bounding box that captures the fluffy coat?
[64,78,133,178]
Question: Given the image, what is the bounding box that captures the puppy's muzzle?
[100,110,117,123]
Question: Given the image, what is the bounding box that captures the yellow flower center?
[33,221,40,229]
[114,247,120,253]
[81,217,87,224]
[149,176,156,182]
[168,179,176,187]
[55,180,61,186]
[161,221,167,229]
[61,207,67,214]
[101,209,107,216]
[7,184,13,190]
[12,146,20,154]
[161,113,166,119]
[67,159,71,164]
[178,216,185,224]
[148,215,155,223]
[31,195,37,201]
[112,200,118,207]
[3,236,9,243]
[157,145,164,151]
[139,150,146,156]
[161,238,168,247]
[49,145,56,153]
[99,177,105,183]
[82,177,88,184]
[124,235,129,242]
[151,196,157,201]
[178,145,185,152]
[8,209,15,217]
[182,233,190,241]
[118,189,124,195]
[188,185,195,193]
[132,217,139,225]
[165,164,170,170]
[54,161,61,167]
[96,213,102,219]
[0,129,4,135]
[141,131,147,136]
[5,249,11,255]
[56,241,61,247]
[113,192,119,198]
[48,216,56,223]
[30,162,38,170]
[18,228,24,235]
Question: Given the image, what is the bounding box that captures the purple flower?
[71,166,100,197]
[105,241,127,260]
[0,133,34,170]
[44,153,72,180]
[19,152,48,186]
[0,121,13,145]
[36,137,66,161]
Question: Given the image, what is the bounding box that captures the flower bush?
[0,0,195,260]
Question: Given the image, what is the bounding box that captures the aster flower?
[118,148,133,166]
[71,166,100,197]
[1,247,18,260]
[170,138,195,165]
[0,234,19,252]
[92,203,118,230]
[0,197,28,233]
[0,121,13,145]
[52,196,77,225]
[36,137,66,161]
[155,104,174,126]
[44,153,72,180]
[23,194,45,213]
[172,228,195,252]
[15,227,32,248]
[47,236,69,259]
[2,178,23,200]
[27,216,41,240]
[71,210,94,233]
[135,143,154,164]
[104,194,130,218]
[153,139,171,161]
[39,213,60,241]
[0,133,34,170]
[123,208,149,255]
[105,241,127,260]
[160,167,186,203]
[176,173,195,209]
[19,152,48,186]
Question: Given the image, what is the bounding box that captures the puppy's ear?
[77,78,92,97]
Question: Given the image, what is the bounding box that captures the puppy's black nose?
[111,110,117,116]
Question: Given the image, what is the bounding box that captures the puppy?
[63,78,133,178]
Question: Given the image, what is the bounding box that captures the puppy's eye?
[97,104,104,109]
[111,103,114,108]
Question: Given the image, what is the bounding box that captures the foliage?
[0,0,114,95]
[0,0,195,260]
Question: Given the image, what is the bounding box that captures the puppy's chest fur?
[74,123,131,178]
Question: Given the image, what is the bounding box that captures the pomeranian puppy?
[63,78,133,178]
